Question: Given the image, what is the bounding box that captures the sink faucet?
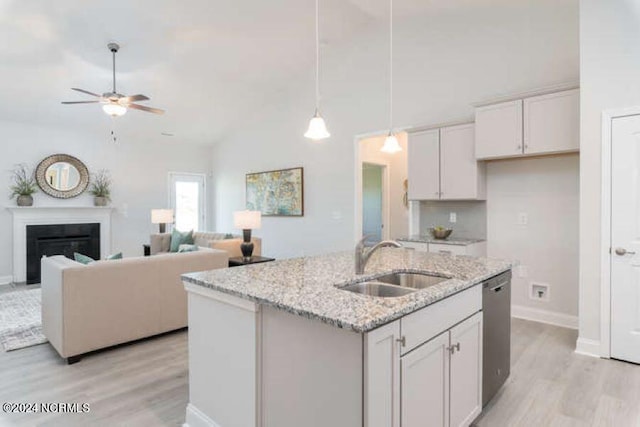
[355,236,403,275]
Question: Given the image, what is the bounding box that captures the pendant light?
[380,0,402,154]
[304,0,330,141]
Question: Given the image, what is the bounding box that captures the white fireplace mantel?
[7,206,114,283]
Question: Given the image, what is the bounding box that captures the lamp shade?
[151,209,174,224]
[304,113,330,141]
[102,103,127,117]
[234,210,262,230]
[381,132,402,154]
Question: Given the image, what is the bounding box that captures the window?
[169,173,206,232]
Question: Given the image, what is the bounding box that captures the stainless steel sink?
[339,282,416,298]
[338,272,449,298]
[374,272,448,289]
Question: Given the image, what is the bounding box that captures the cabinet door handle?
[396,336,406,347]
[448,342,461,354]
[517,145,522,151]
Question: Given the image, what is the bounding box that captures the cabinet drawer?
[429,243,467,256]
[400,285,481,355]
[401,241,429,252]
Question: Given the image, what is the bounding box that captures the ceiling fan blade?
[120,94,150,103]
[71,88,101,97]
[61,100,101,104]
[127,103,165,115]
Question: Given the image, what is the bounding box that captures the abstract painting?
[246,167,304,216]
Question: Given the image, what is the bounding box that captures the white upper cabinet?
[440,123,486,200]
[475,99,523,160]
[475,88,579,160]
[523,89,579,155]
[408,124,485,201]
[407,129,440,200]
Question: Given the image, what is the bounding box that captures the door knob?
[615,247,636,256]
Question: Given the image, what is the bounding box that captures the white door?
[408,129,440,200]
[401,331,449,427]
[449,312,483,427]
[523,89,579,156]
[169,172,206,232]
[365,320,400,427]
[475,99,523,160]
[611,115,640,364]
[440,123,483,200]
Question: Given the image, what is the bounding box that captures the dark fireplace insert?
[26,223,100,284]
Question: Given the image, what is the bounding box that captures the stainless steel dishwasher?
[482,270,511,407]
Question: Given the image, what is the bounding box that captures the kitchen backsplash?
[419,200,487,239]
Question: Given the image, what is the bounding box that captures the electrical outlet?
[517,212,528,225]
[449,212,457,223]
[530,282,550,302]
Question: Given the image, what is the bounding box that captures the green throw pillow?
[178,244,198,253]
[170,229,194,252]
[106,252,123,260]
[74,252,95,265]
[224,233,234,239]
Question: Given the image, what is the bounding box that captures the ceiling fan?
[62,42,165,117]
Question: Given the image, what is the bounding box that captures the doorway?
[362,163,386,241]
[169,172,206,232]
[601,108,640,363]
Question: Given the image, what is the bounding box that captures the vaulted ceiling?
[0,0,530,144]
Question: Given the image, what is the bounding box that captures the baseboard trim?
[184,403,221,427]
[0,276,12,286]
[511,305,578,330]
[575,337,602,358]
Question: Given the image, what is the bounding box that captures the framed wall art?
[246,167,304,216]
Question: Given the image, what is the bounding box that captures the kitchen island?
[182,248,512,427]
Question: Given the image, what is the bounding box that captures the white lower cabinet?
[365,287,483,427]
[401,241,487,257]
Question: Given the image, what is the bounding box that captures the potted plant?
[9,164,37,206]
[89,170,112,206]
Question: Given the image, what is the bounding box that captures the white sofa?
[41,248,228,363]
[150,231,262,258]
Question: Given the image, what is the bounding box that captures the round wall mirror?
[36,154,89,199]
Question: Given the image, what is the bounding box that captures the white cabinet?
[407,129,440,200]
[523,89,579,155]
[475,100,523,160]
[449,313,483,427]
[401,241,487,257]
[401,331,450,427]
[402,312,483,427]
[365,286,483,427]
[475,89,579,160]
[408,124,485,201]
[365,321,400,427]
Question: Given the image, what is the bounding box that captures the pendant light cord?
[389,0,393,131]
[315,0,320,112]
[112,50,117,93]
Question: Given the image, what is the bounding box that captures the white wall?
[579,0,640,351]
[487,155,579,324]
[359,133,409,240]
[211,0,579,259]
[0,119,212,283]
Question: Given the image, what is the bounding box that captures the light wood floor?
[0,317,639,426]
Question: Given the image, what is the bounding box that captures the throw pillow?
[224,233,234,239]
[106,252,123,260]
[170,229,194,252]
[74,252,95,265]
[178,244,198,253]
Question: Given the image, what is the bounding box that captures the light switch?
[449,212,457,223]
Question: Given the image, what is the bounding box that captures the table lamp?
[234,210,262,261]
[151,209,174,233]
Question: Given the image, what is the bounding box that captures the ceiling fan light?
[102,103,127,117]
[304,112,330,141]
[381,132,402,153]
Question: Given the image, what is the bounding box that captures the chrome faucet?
[355,236,403,275]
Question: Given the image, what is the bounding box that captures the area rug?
[0,288,48,351]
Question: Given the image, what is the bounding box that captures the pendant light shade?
[305,0,330,141]
[305,109,331,140]
[381,0,402,153]
[102,103,127,117]
[381,132,402,153]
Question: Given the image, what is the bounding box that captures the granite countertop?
[182,248,513,333]
[397,235,486,246]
